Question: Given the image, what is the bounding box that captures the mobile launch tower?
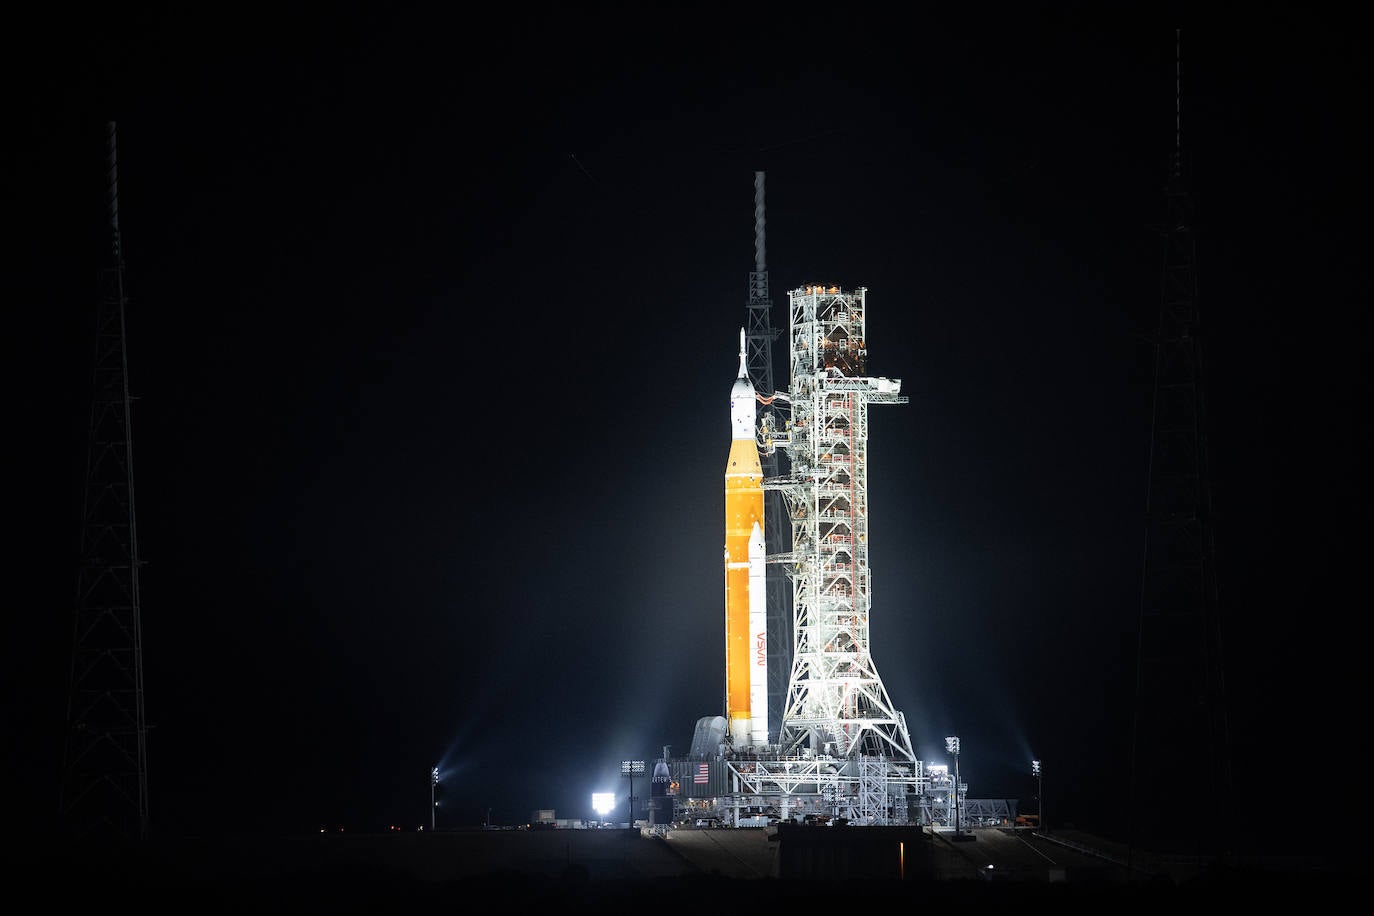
[765,284,914,764]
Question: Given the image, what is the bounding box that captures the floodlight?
[592,792,616,816]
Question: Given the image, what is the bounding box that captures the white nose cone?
[731,328,756,440]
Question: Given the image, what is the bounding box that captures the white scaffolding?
[720,754,926,827]
[764,286,914,762]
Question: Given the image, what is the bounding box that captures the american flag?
[693,763,709,785]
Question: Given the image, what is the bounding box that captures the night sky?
[10,6,1366,851]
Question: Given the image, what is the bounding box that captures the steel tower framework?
[60,121,149,841]
[768,286,914,761]
[1129,31,1231,862]
[743,172,792,741]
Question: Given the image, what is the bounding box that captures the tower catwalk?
[60,121,149,842]
[769,285,914,761]
[743,172,792,741]
[1129,31,1231,863]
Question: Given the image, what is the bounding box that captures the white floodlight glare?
[620,760,646,775]
[1032,760,1040,776]
[431,766,439,784]
[945,736,960,755]
[591,793,616,816]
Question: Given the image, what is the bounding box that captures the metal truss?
[921,765,966,828]
[857,755,891,825]
[962,798,1016,826]
[721,754,927,826]
[766,286,914,762]
[1130,33,1231,862]
[60,122,148,842]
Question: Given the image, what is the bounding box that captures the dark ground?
[13,826,1360,914]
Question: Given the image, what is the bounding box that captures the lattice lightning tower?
[768,285,914,761]
[1129,29,1231,864]
[60,121,149,841]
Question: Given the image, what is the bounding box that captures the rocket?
[725,328,768,747]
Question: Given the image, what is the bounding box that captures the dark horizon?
[8,6,1366,860]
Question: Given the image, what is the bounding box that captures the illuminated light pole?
[1032,760,1043,833]
[621,760,645,827]
[430,766,439,832]
[945,737,961,835]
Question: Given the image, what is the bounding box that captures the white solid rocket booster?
[748,519,768,746]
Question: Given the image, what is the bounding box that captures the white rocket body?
[725,328,767,749]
